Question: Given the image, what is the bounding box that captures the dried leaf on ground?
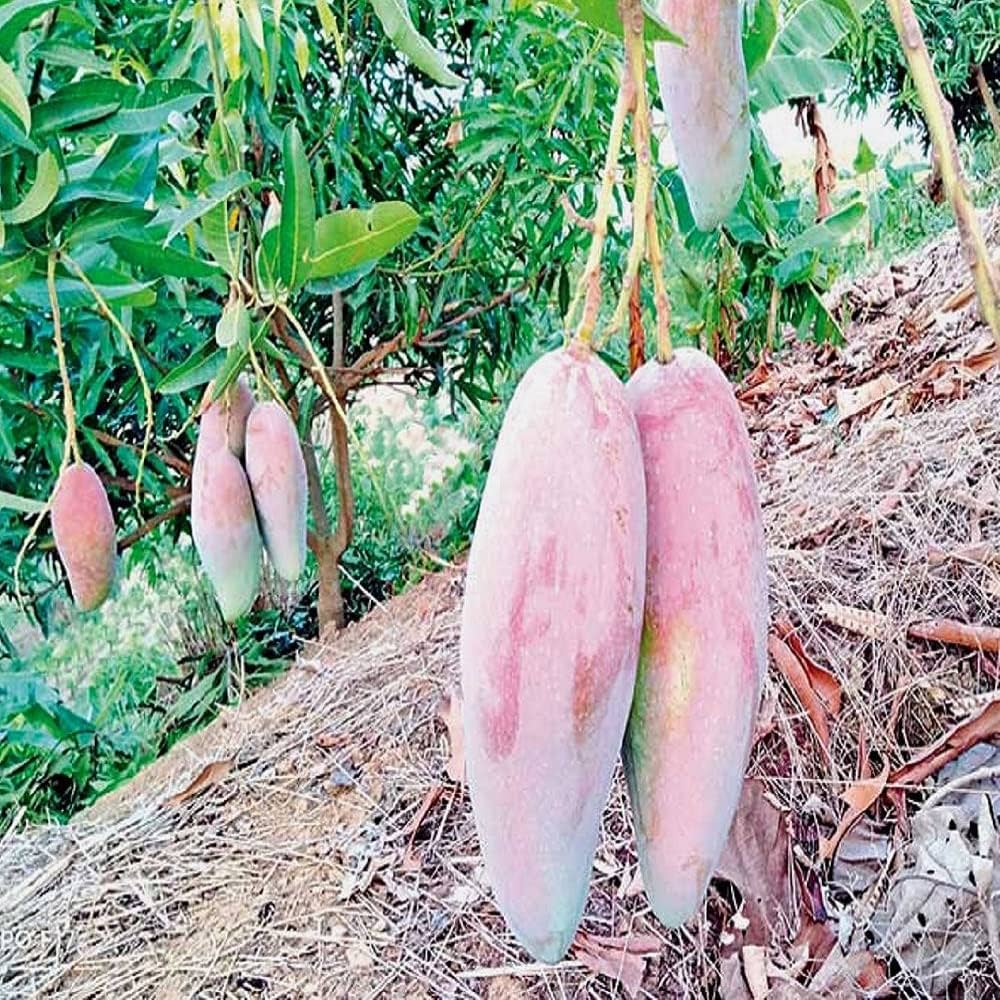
[820,765,890,861]
[908,617,1000,654]
[717,780,795,946]
[769,632,834,751]
[820,602,893,641]
[437,688,465,783]
[836,374,899,422]
[775,618,842,716]
[890,697,1000,789]
[401,785,444,872]
[572,930,659,999]
[164,758,235,808]
[810,948,889,996]
[742,944,770,999]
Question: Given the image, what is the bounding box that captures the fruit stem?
[570,10,635,349]
[47,253,80,467]
[885,0,1000,345]
[66,254,153,508]
[646,191,673,363]
[599,0,653,349]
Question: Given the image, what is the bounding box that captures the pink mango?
[624,348,768,928]
[51,462,117,612]
[199,375,254,458]
[245,401,308,582]
[461,345,647,963]
[655,0,751,230]
[192,417,262,622]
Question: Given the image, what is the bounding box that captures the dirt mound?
[3,219,1000,998]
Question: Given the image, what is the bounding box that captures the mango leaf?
[0,56,30,132]
[750,55,850,112]
[0,253,34,297]
[277,124,314,291]
[111,237,222,279]
[165,170,251,242]
[370,0,464,88]
[220,0,241,78]
[308,201,419,279]
[157,342,225,394]
[534,0,681,43]
[31,78,126,135]
[201,199,240,276]
[294,25,309,78]
[0,490,45,515]
[241,0,265,49]
[1,150,59,224]
[316,0,345,64]
[0,1,60,56]
[90,78,209,135]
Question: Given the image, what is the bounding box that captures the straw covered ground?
[2,214,1000,999]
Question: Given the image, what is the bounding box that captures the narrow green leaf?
[165,170,251,242]
[278,124,315,291]
[220,0,242,78]
[31,78,126,135]
[241,0,265,49]
[1,150,59,224]
[308,201,419,278]
[370,0,464,88]
[0,56,30,132]
[157,343,225,394]
[536,0,681,43]
[111,237,222,279]
[0,489,45,515]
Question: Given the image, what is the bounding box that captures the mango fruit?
[623,348,767,928]
[655,0,751,230]
[192,409,262,622]
[461,345,647,963]
[51,462,117,612]
[199,375,254,458]
[245,401,308,582]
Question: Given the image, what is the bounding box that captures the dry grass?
[2,216,1000,998]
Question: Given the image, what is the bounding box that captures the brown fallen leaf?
[836,374,899,422]
[908,617,1000,655]
[774,618,842,716]
[890,696,1000,789]
[819,765,889,861]
[810,948,889,996]
[717,780,795,947]
[315,731,349,750]
[769,633,833,752]
[572,931,659,999]
[165,757,235,808]
[437,688,465,784]
[401,785,444,872]
[927,541,997,567]
[865,461,921,524]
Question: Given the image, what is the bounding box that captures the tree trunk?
[974,63,1000,145]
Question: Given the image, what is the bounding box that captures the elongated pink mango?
[192,419,262,622]
[624,348,767,928]
[51,462,117,612]
[461,345,647,963]
[655,0,751,230]
[245,401,308,582]
[199,376,254,458]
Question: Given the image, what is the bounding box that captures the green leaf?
[0,1,59,56]
[536,0,681,43]
[0,252,34,296]
[775,0,873,59]
[241,0,265,49]
[750,55,850,112]
[165,171,251,242]
[0,490,45,515]
[774,199,866,285]
[743,0,779,78]
[1,150,59,224]
[853,134,877,175]
[308,201,419,278]
[31,78,126,135]
[111,237,222,279]
[157,343,225,394]
[278,124,315,291]
[370,0,465,88]
[91,79,210,135]
[0,56,30,132]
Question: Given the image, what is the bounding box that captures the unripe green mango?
[655,0,751,230]
[461,345,647,963]
[199,375,254,459]
[191,416,262,622]
[624,349,767,928]
[51,462,117,612]
[245,401,308,582]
